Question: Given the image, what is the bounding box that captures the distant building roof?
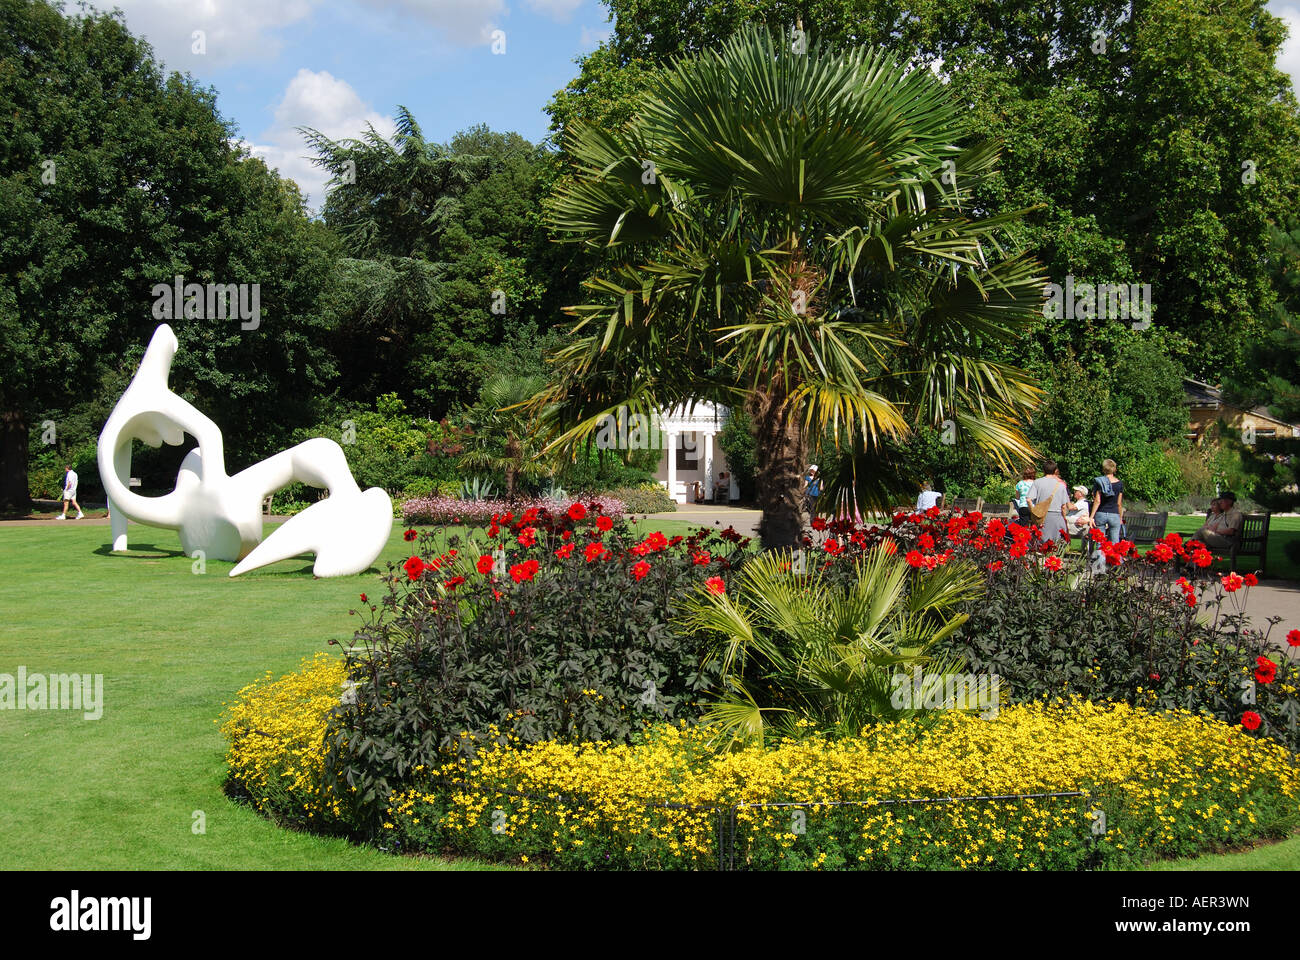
[1184,378,1298,428]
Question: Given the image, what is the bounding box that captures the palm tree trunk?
[750,376,806,551]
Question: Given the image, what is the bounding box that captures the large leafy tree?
[539,27,1045,549]
[0,0,338,509]
[305,114,560,416]
[555,0,1300,379]
[1224,222,1300,531]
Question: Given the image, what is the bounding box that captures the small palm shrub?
[678,546,984,745]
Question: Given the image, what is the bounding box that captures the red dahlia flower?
[403,556,424,581]
[1243,573,1258,587]
[1288,629,1300,647]
[568,502,587,522]
[595,515,614,532]
[1241,711,1262,731]
[1045,556,1062,571]
[509,560,540,583]
[403,528,418,542]
[585,543,606,562]
[631,560,651,581]
[705,576,725,595]
[476,555,495,575]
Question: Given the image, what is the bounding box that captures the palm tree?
[678,546,983,747]
[458,373,552,499]
[537,26,1044,549]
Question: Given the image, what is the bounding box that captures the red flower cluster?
[404,556,425,581]
[1255,656,1277,685]
[510,559,540,583]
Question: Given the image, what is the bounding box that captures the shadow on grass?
[95,542,185,559]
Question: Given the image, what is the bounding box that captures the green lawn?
[1,515,1295,870]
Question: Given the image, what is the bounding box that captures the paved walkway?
[643,501,763,533]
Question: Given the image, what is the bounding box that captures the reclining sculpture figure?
[97,324,393,577]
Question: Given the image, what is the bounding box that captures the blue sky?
[86,1,1300,212]
[87,0,615,209]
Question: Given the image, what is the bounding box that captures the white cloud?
[1272,2,1300,90]
[578,24,612,50]
[86,0,319,69]
[239,69,398,212]
[353,0,506,45]
[526,0,586,22]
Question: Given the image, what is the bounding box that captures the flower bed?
[401,495,627,526]
[220,663,1300,869]
[394,701,1298,870]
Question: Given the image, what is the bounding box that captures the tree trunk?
[749,376,806,551]
[0,410,31,513]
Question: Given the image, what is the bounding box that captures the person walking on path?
[1088,459,1125,544]
[58,464,83,520]
[1011,465,1036,522]
[1028,461,1069,544]
[802,465,821,519]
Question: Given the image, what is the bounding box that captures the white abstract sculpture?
[97,324,393,577]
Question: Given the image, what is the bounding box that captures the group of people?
[1008,459,1125,545]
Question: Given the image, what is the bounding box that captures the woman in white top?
[1027,460,1069,543]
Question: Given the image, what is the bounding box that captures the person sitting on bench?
[1196,491,1243,552]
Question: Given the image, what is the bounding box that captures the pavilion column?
[703,431,715,501]
[666,430,679,503]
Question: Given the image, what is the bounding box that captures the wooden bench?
[949,497,984,513]
[1123,511,1168,545]
[1204,511,1271,577]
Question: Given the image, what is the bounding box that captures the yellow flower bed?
[221,657,1300,869]
[390,701,1300,869]
[219,653,350,825]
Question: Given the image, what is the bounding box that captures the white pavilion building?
[651,401,739,504]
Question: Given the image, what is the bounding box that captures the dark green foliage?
[1,0,340,507]
[306,112,571,419]
[324,514,750,824]
[1224,221,1300,551]
[555,0,1300,379]
[935,564,1300,750]
[716,407,757,500]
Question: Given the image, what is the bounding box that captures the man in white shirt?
[58,464,83,520]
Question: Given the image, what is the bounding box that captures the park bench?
[1207,510,1271,577]
[949,497,984,513]
[1122,511,1168,545]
